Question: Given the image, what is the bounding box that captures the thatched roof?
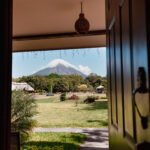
[12,82,34,91]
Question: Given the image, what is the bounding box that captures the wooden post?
[0,0,12,149]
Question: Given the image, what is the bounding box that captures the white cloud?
[78,65,92,75]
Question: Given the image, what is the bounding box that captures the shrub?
[53,80,69,93]
[92,95,99,100]
[77,84,88,92]
[60,93,66,101]
[83,96,99,103]
[101,96,107,99]
[11,91,37,143]
[68,94,79,100]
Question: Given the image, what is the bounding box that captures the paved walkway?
[33,128,109,150]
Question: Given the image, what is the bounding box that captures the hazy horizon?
[12,47,106,78]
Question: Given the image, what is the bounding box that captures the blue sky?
[12,47,106,78]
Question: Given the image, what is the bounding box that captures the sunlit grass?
[34,94,108,128]
[21,132,86,150]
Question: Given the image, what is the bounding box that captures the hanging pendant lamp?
[75,2,90,34]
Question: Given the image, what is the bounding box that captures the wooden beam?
[13,30,106,41]
[0,0,12,149]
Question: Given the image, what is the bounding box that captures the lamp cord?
[81,2,83,13]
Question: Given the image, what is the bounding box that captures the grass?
[21,132,86,150]
[34,93,108,128]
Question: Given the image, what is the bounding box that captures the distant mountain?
[33,59,87,77]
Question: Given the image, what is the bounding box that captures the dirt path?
[33,128,109,150]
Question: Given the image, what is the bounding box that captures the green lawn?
[22,132,86,150]
[34,94,108,128]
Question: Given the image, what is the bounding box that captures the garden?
[11,73,108,150]
[34,93,108,128]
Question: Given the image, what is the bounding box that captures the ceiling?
[13,0,106,52]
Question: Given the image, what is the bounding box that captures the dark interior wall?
[0,0,12,149]
[106,0,150,149]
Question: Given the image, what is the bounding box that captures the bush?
[83,96,99,103]
[77,84,88,92]
[68,94,79,100]
[101,96,107,99]
[11,91,37,143]
[53,80,69,93]
[60,93,66,101]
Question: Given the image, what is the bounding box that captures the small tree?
[11,91,37,143]
[60,93,66,101]
[77,84,88,92]
[86,74,102,88]
[53,80,69,93]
